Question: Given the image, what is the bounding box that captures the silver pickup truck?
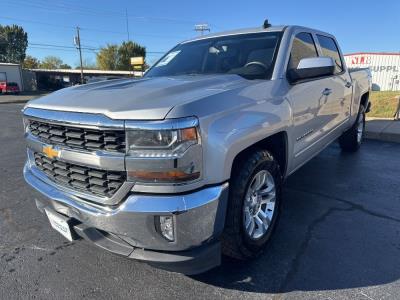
[23,24,371,274]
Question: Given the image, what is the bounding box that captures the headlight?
[125,117,202,184]
[22,117,30,133]
[127,127,198,158]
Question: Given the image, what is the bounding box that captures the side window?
[288,32,318,69]
[317,35,343,74]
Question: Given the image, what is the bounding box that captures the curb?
[365,132,400,144]
[0,92,48,105]
[365,119,400,143]
[0,100,30,105]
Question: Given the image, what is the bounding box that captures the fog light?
[159,216,174,242]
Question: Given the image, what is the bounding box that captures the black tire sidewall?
[339,104,366,152]
[226,150,282,258]
[352,104,366,148]
[358,106,366,146]
[242,159,282,250]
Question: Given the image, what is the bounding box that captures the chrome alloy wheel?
[357,114,364,144]
[243,170,276,240]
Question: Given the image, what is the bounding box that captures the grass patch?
[368,91,400,118]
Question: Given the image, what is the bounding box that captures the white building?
[0,63,24,91]
[344,52,400,91]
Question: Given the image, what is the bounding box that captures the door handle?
[322,88,332,96]
[345,81,352,88]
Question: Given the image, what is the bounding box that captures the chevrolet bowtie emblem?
[43,145,59,159]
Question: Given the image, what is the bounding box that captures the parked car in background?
[0,82,20,94]
[23,23,371,275]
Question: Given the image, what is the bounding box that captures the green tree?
[117,41,146,71]
[22,55,40,69]
[96,41,146,70]
[59,63,72,69]
[96,44,119,70]
[0,24,28,63]
[39,56,64,69]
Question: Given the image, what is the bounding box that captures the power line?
[27,46,92,53]
[29,42,98,50]
[0,16,189,39]
[28,43,166,54]
[0,16,74,29]
[4,0,200,25]
[3,0,128,19]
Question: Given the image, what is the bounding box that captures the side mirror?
[287,57,335,84]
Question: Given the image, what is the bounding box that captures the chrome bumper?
[23,162,229,252]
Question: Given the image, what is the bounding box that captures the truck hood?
[26,75,253,120]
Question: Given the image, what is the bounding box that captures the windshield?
[145,32,282,80]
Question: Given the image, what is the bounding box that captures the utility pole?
[125,8,130,41]
[194,24,210,36]
[74,27,84,84]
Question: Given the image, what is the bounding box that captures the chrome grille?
[33,152,126,197]
[28,120,126,153]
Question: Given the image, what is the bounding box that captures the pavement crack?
[278,187,400,291]
[277,205,352,292]
[287,187,400,224]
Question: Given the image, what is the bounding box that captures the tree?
[0,25,28,63]
[96,44,119,70]
[59,63,72,69]
[117,41,146,71]
[22,55,40,69]
[96,41,146,70]
[39,56,64,69]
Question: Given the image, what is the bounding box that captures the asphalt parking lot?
[0,92,48,105]
[1,103,400,299]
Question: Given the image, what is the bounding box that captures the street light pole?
[194,24,210,36]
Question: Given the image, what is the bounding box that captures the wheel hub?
[243,170,276,240]
[357,115,364,144]
[249,194,261,215]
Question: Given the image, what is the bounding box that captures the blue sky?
[2,0,399,67]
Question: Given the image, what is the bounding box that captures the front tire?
[339,105,365,152]
[221,149,282,260]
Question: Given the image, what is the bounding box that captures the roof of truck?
[183,25,287,43]
[183,25,334,44]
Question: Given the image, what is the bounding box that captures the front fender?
[167,79,292,186]
[204,97,292,182]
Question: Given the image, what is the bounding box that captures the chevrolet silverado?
[23,23,371,274]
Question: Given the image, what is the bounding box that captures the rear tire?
[339,105,365,152]
[221,149,282,260]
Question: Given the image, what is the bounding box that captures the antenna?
[263,19,271,29]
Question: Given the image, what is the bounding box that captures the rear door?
[286,31,344,170]
[315,34,352,127]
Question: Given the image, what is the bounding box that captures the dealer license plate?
[45,209,73,241]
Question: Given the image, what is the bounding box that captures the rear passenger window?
[288,32,318,69]
[317,35,343,74]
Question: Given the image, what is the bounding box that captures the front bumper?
[24,162,229,274]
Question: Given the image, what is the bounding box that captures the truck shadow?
[191,141,400,293]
